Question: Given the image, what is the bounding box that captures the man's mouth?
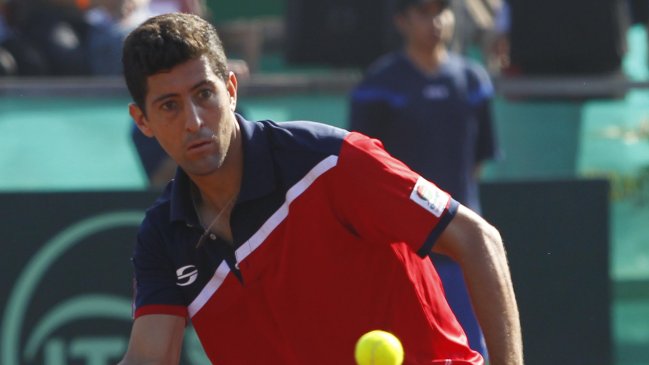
[187,138,213,151]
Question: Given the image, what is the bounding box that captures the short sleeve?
[332,132,458,257]
[131,217,187,319]
[465,61,494,107]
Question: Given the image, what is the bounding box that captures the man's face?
[397,2,453,50]
[130,55,238,177]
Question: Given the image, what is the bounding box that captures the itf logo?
[0,199,209,365]
[1,211,142,365]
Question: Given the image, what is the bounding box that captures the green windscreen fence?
[0,93,348,192]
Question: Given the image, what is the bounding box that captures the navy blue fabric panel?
[134,205,199,308]
[257,120,347,188]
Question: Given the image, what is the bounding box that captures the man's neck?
[405,44,448,74]
[189,132,243,243]
[191,128,243,214]
[193,169,241,214]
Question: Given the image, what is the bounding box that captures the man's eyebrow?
[190,80,215,91]
[151,80,215,105]
[152,92,176,106]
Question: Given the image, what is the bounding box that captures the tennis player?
[118,12,522,365]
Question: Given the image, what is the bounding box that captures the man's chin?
[181,158,225,177]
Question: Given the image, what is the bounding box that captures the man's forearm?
[460,224,523,365]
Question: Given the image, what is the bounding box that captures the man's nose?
[184,103,203,132]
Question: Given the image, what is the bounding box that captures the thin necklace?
[192,187,238,249]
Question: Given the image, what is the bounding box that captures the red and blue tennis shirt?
[132,116,483,365]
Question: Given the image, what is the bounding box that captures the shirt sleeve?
[332,132,459,257]
[131,217,188,319]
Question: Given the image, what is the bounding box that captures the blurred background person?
[2,0,89,75]
[0,2,18,75]
[85,0,207,75]
[449,0,510,73]
[0,0,209,76]
[85,0,144,75]
[349,0,500,357]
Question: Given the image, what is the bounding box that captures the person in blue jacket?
[349,0,500,357]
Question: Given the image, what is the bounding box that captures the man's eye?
[198,89,214,99]
[161,101,177,111]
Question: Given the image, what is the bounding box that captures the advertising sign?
[0,192,207,365]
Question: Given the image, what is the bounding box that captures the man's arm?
[433,204,523,365]
[118,314,186,365]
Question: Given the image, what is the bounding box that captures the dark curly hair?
[122,13,229,113]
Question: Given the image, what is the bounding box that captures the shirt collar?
[169,114,276,223]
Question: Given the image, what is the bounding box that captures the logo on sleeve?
[410,177,449,217]
[176,265,198,286]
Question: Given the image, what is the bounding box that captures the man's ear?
[226,71,238,112]
[440,8,455,45]
[129,103,154,137]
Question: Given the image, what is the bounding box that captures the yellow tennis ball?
[354,330,404,365]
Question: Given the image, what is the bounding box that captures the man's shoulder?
[244,119,350,188]
[363,52,406,81]
[442,54,494,99]
[351,52,409,103]
[447,53,492,85]
[255,119,348,155]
